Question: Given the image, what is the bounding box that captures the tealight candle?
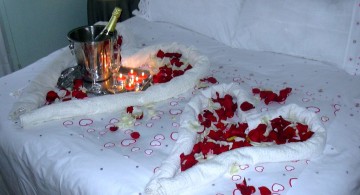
[128,69,137,78]
[117,73,127,86]
[134,77,142,91]
[125,82,135,91]
[138,72,148,82]
[134,76,143,84]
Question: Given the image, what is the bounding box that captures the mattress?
[0,16,359,195]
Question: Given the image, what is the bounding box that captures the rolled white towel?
[145,83,326,195]
[14,43,210,128]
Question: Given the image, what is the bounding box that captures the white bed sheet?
[0,16,359,195]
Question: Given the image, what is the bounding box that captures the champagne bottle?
[94,7,122,41]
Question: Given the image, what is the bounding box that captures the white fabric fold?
[8,48,75,121]
[145,83,327,195]
[14,43,210,127]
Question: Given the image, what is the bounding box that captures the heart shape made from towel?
[145,83,326,195]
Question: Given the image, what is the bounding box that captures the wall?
[0,0,88,73]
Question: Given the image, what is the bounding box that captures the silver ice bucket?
[67,25,117,82]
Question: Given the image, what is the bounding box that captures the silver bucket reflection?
[67,25,117,82]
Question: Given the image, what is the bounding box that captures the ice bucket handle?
[68,41,75,55]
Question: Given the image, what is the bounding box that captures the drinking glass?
[108,47,122,92]
[85,63,102,94]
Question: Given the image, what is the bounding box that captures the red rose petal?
[252,88,260,94]
[109,126,118,132]
[240,101,255,111]
[248,124,267,142]
[130,131,140,139]
[258,186,272,195]
[156,50,165,58]
[126,106,134,114]
[180,153,198,171]
[236,178,256,195]
[73,79,83,89]
[46,91,59,104]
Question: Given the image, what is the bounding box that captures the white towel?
[145,83,326,195]
[11,42,210,128]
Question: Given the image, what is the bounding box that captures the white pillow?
[134,0,243,47]
[231,0,355,68]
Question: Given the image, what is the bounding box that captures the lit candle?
[117,73,127,87]
[125,82,135,91]
[138,72,148,81]
[134,76,142,91]
[134,76,143,84]
[128,69,137,78]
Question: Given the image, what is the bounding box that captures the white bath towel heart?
[10,42,210,128]
[145,83,326,195]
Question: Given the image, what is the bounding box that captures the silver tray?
[57,65,152,95]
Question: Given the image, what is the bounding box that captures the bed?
[1,0,360,195]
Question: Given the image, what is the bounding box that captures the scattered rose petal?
[130,131,140,139]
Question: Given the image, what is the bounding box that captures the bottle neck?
[106,17,118,34]
[105,7,122,33]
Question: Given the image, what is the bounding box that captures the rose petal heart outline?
[306,91,314,96]
[231,175,241,181]
[146,122,153,128]
[121,139,136,147]
[233,77,243,83]
[145,149,153,155]
[131,147,140,152]
[306,106,320,113]
[79,119,93,126]
[272,183,285,192]
[289,178,297,187]
[170,101,178,106]
[104,142,115,148]
[321,116,329,122]
[109,118,120,124]
[63,120,73,127]
[124,129,133,134]
[156,111,165,115]
[150,140,161,146]
[151,116,161,120]
[255,166,264,172]
[285,165,295,171]
[154,134,165,140]
[232,189,242,195]
[170,132,178,141]
[302,98,310,102]
[240,164,249,170]
[99,131,107,136]
[169,109,182,115]
[172,122,180,127]
[105,124,115,130]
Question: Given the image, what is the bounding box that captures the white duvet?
[0,16,359,195]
